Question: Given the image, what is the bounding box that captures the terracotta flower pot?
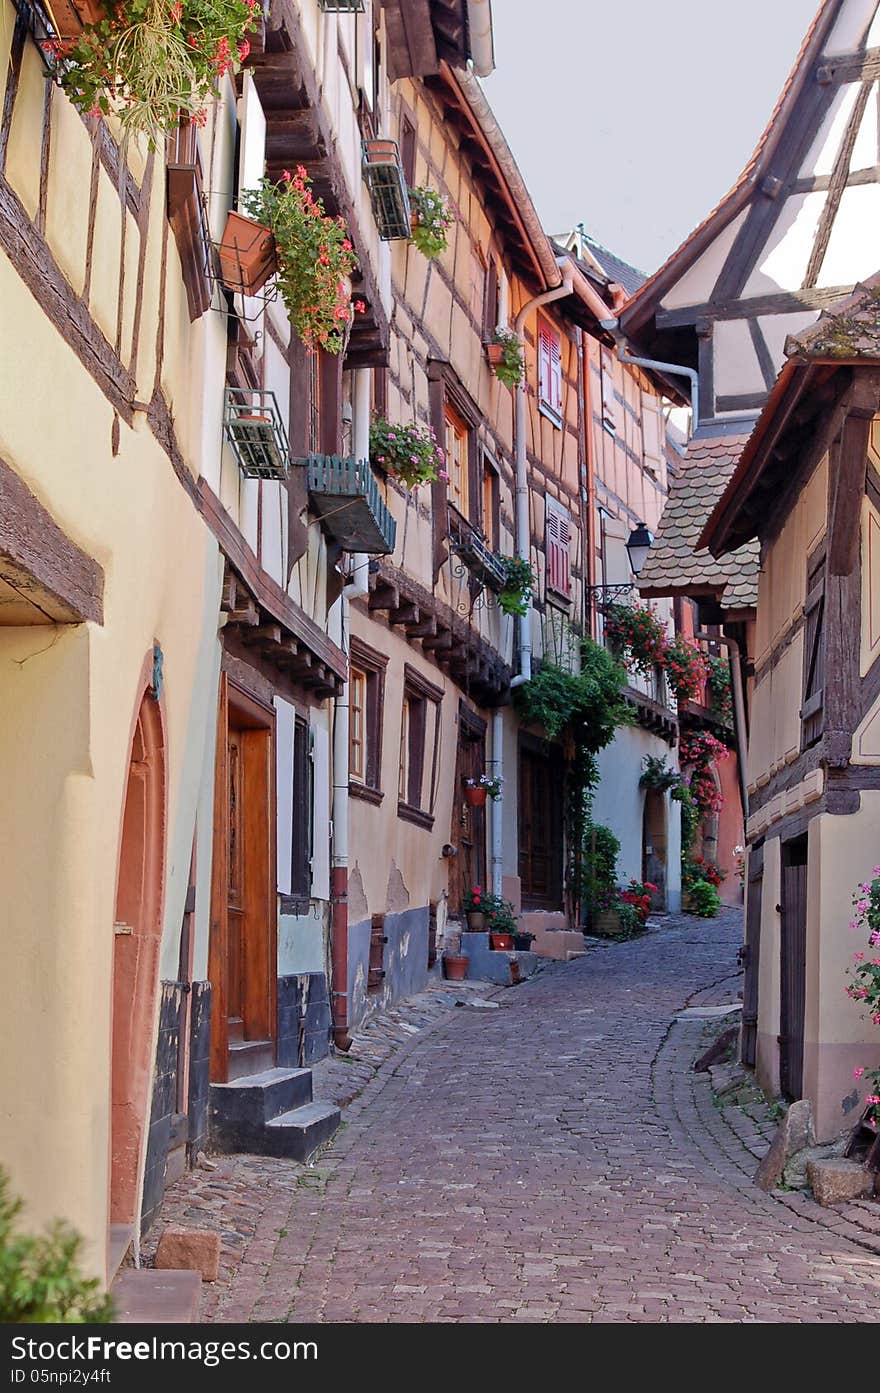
[48,0,106,39]
[218,210,278,295]
[486,342,505,367]
[464,785,487,808]
[442,953,468,981]
[489,932,514,951]
[593,909,622,937]
[466,911,487,930]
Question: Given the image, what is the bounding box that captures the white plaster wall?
[714,319,765,398]
[591,726,681,911]
[659,209,748,311]
[824,0,878,56]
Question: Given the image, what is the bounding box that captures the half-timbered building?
[701,277,880,1140]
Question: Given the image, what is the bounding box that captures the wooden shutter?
[538,322,562,419]
[549,333,562,416]
[601,352,617,434]
[641,391,663,474]
[801,556,825,747]
[483,259,499,340]
[291,716,311,898]
[545,498,572,598]
[400,115,416,185]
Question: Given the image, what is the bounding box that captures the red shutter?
[549,331,562,415]
[538,325,552,405]
[545,501,571,598]
[538,323,563,418]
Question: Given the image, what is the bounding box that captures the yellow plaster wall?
[755,837,782,1097]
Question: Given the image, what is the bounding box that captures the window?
[348,638,387,803]
[483,258,499,341]
[372,364,388,419]
[641,391,663,477]
[600,351,617,435]
[368,914,386,995]
[166,122,211,321]
[291,716,313,899]
[481,456,499,548]
[398,665,443,828]
[308,352,321,455]
[400,114,416,187]
[445,403,469,517]
[537,318,563,424]
[801,551,825,748]
[545,496,572,601]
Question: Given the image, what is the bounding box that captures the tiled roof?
[785,271,880,360]
[620,0,835,330]
[581,235,646,298]
[637,432,759,609]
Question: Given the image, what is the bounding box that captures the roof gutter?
[599,315,699,438]
[465,0,495,75]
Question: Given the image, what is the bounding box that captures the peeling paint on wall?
[349,863,369,922]
[386,861,411,912]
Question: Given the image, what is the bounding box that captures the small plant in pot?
[463,885,497,931]
[442,951,469,981]
[497,555,534,617]
[487,899,518,951]
[369,416,447,489]
[486,328,524,388]
[513,928,535,952]
[464,774,502,807]
[408,185,454,258]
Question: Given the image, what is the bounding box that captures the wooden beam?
[803,81,872,289]
[827,377,880,576]
[656,285,854,330]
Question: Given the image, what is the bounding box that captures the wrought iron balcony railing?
[224,388,290,480]
[362,139,412,240]
[306,455,397,555]
[448,512,506,592]
[319,0,364,9]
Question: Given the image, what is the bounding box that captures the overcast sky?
[480,0,820,276]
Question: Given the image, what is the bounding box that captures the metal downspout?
[491,708,504,897]
[599,317,699,439]
[509,275,574,689]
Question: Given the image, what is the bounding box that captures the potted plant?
[497,555,534,617]
[621,878,657,924]
[513,928,535,952]
[463,885,496,931]
[240,167,361,353]
[218,210,278,295]
[639,754,679,792]
[464,774,502,807]
[369,416,447,489]
[486,328,524,388]
[685,878,721,918]
[442,951,468,981]
[603,601,667,675]
[487,900,518,951]
[408,186,454,258]
[45,0,260,142]
[663,635,710,703]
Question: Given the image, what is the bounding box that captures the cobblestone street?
[152,911,880,1322]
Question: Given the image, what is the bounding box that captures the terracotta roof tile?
[637,432,759,609]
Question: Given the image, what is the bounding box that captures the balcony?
[362,139,412,240]
[224,388,290,480]
[306,456,397,555]
[318,0,365,8]
[448,511,506,591]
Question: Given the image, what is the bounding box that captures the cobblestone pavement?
[148,911,880,1322]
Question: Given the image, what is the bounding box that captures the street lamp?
[625,522,654,577]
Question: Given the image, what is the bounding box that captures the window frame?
[348,637,387,805]
[397,664,443,830]
[545,494,573,604]
[537,316,563,427]
[445,401,470,520]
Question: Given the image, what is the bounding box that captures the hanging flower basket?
[46,0,107,41]
[486,342,505,367]
[464,784,487,808]
[217,210,278,295]
[486,329,524,388]
[369,416,446,489]
[45,0,261,142]
[407,186,454,258]
[497,556,534,617]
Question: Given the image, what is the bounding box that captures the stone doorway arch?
[642,788,667,910]
[110,688,165,1226]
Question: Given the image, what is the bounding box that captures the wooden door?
[449,709,487,916]
[518,740,563,910]
[209,677,277,1082]
[741,848,763,1068]
[780,836,808,1100]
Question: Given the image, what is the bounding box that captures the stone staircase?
[209,1065,340,1160]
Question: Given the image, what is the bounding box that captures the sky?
[480,0,821,278]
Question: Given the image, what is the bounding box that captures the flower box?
[593,909,622,937]
[218,211,278,296]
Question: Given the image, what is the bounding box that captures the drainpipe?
[491,708,504,897]
[575,326,597,638]
[465,0,495,75]
[509,272,574,689]
[599,317,699,440]
[330,370,372,1052]
[694,630,749,823]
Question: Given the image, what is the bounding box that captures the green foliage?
[604,602,666,676]
[513,641,631,747]
[48,0,259,141]
[706,654,733,725]
[582,822,620,909]
[408,186,453,257]
[687,878,721,918]
[640,755,679,792]
[489,329,525,388]
[368,415,445,488]
[497,556,534,617]
[0,1170,114,1323]
[241,167,359,354]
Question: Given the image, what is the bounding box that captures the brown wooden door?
[518,740,563,910]
[449,710,487,916]
[741,848,763,1068]
[780,836,808,1100]
[226,728,245,1039]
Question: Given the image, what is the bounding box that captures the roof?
[580,235,645,299]
[619,0,837,335]
[637,431,759,608]
[702,273,880,555]
[785,272,880,361]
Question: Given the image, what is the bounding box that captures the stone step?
[264,1101,341,1161]
[111,1269,201,1324]
[108,1224,134,1281]
[227,1038,275,1080]
[566,951,587,961]
[210,1067,314,1152]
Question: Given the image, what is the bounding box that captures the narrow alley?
[151,914,880,1323]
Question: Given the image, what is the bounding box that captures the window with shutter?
[801,553,825,748]
[348,638,387,801]
[291,716,312,898]
[545,497,572,600]
[537,319,563,425]
[641,392,663,475]
[601,352,617,435]
[397,666,443,828]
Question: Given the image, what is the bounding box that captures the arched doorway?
[110,690,165,1226]
[642,789,667,910]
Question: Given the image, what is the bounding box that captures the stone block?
[806,1158,872,1207]
[754,1099,814,1191]
[155,1227,221,1282]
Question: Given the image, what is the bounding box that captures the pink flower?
[855,1067,866,1080]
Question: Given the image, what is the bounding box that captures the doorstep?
[459,932,541,984]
